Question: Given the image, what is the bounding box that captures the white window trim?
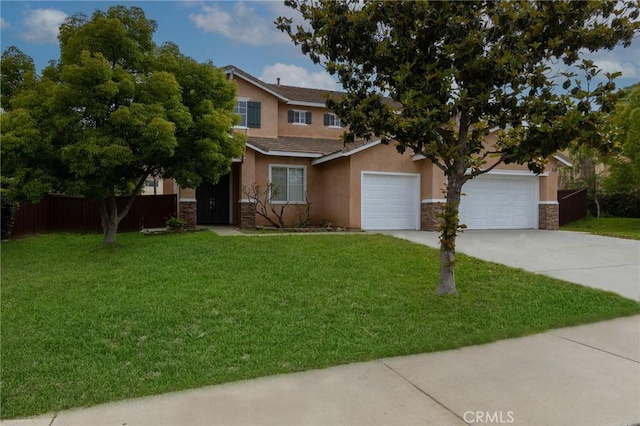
[233,97,250,129]
[269,164,307,204]
[291,109,309,126]
[326,113,342,128]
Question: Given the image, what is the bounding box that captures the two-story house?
[165,65,567,231]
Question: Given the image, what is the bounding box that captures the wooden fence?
[558,189,587,226]
[11,194,177,238]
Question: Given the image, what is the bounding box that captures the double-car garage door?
[459,174,538,229]
[361,172,538,230]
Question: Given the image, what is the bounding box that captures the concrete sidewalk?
[379,230,640,301]
[3,315,639,426]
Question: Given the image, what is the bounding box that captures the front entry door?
[196,174,230,224]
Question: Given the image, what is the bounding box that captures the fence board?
[11,194,177,238]
[558,189,587,226]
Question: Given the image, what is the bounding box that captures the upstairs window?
[288,110,312,125]
[235,99,261,128]
[235,99,248,127]
[324,113,342,128]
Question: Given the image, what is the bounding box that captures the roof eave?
[224,67,290,102]
[312,139,382,165]
[246,142,323,159]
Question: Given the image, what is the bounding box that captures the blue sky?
[1,1,639,91]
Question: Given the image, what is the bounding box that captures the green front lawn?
[2,232,638,419]
[562,217,640,240]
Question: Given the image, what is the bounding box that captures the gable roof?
[223,64,399,109]
[223,65,341,107]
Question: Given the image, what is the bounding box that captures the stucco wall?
[277,104,347,139]
[233,79,279,138]
[315,157,351,227]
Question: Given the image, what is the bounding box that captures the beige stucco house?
[165,66,566,231]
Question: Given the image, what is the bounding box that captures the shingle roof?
[263,84,343,105]
[223,64,398,107]
[248,136,373,156]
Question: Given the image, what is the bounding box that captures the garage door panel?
[459,175,537,230]
[361,173,419,230]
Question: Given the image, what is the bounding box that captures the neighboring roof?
[247,136,378,161]
[553,152,573,167]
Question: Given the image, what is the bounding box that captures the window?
[235,99,261,128]
[270,165,306,203]
[324,113,342,128]
[235,99,248,127]
[288,110,312,125]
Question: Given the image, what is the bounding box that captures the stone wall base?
[240,201,256,229]
[179,201,197,229]
[421,202,444,231]
[539,203,559,230]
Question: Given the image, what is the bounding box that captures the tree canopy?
[1,6,245,244]
[277,0,640,294]
[604,83,640,193]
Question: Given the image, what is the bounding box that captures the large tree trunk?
[438,186,462,295]
[438,173,465,295]
[99,196,120,245]
[98,177,148,245]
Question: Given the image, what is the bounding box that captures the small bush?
[165,216,186,231]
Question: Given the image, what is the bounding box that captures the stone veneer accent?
[421,202,444,231]
[539,203,559,230]
[240,201,256,229]
[179,201,197,229]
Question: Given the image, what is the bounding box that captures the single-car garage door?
[361,172,420,230]
[459,174,538,229]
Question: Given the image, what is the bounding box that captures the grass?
[2,232,639,419]
[561,217,640,240]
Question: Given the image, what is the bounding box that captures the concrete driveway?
[379,230,640,301]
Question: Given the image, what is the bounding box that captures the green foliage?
[0,178,18,240]
[0,46,36,110]
[277,0,640,293]
[0,6,245,243]
[603,84,640,193]
[591,190,640,218]
[2,233,639,418]
[165,215,186,231]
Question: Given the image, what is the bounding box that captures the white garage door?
[459,174,538,229]
[361,172,419,230]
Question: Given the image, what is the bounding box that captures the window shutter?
[288,110,294,123]
[305,112,312,125]
[247,102,261,128]
[324,114,330,126]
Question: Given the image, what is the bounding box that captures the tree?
[277,0,640,295]
[0,46,36,110]
[1,6,245,244]
[603,83,640,193]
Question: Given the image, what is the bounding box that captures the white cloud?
[584,43,640,79]
[189,2,289,47]
[260,63,338,90]
[0,18,10,29]
[21,9,67,44]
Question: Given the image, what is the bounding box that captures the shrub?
[165,216,186,231]
[588,190,640,218]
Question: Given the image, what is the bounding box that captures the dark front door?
[196,174,230,224]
